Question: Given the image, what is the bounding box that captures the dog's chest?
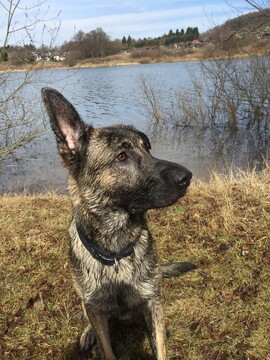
[71,245,158,315]
[82,258,157,308]
[69,224,159,316]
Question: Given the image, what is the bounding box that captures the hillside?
[204,8,270,53]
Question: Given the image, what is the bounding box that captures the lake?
[0,60,269,194]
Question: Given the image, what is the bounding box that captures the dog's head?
[42,88,192,214]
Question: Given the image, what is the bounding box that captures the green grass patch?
[1,168,269,359]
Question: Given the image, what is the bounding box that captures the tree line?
[122,27,200,49]
[62,26,200,64]
[1,26,200,66]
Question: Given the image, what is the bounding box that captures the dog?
[42,87,195,360]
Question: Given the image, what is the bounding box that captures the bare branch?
[0,0,61,167]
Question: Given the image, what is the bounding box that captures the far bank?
[0,46,267,73]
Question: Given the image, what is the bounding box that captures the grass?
[0,168,269,359]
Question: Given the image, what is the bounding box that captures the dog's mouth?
[128,189,188,214]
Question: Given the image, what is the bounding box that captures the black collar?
[76,225,140,273]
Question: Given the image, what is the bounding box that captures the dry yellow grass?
[0,168,269,359]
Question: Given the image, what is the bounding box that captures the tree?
[0,1,60,167]
[1,50,8,61]
[63,27,120,63]
[127,35,132,49]
[193,27,199,39]
[91,27,111,57]
[73,30,85,43]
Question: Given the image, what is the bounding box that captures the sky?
[0,0,254,46]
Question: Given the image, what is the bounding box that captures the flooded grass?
[0,168,269,359]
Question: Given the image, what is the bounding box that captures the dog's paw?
[79,325,96,353]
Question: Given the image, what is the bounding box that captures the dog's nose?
[172,169,192,188]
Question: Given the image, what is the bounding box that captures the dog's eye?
[116,152,128,161]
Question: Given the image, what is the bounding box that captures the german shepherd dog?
[42,88,195,360]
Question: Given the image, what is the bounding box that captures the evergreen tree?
[186,27,195,41]
[127,35,132,49]
[193,27,199,39]
[1,49,8,61]
[186,27,192,35]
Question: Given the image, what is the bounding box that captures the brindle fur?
[42,88,194,360]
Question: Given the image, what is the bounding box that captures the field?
[0,168,269,359]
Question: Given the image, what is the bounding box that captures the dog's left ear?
[42,87,87,152]
[42,88,91,169]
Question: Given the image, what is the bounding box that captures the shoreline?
[0,50,257,74]
[0,57,192,73]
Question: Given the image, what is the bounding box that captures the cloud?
[57,4,229,42]
[1,1,244,46]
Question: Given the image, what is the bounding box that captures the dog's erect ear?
[42,88,91,168]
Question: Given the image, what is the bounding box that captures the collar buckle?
[113,258,119,273]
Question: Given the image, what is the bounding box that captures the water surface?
[0,61,268,194]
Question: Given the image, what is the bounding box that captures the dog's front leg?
[144,300,167,360]
[84,304,116,360]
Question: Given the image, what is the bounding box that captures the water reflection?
[149,119,269,180]
[0,61,269,194]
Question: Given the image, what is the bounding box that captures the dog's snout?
[172,169,192,188]
[159,160,192,189]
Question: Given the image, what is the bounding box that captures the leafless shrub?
[141,55,270,132]
[0,1,60,167]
